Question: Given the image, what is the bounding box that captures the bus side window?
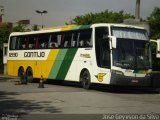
[16,36,21,49]
[39,33,49,49]
[49,42,58,48]
[48,34,58,48]
[24,37,29,49]
[19,36,26,49]
[95,27,110,68]
[28,36,31,49]
[34,37,39,49]
[57,34,62,47]
[95,27,109,40]
[64,41,68,47]
[63,32,72,48]
[79,40,84,47]
[22,44,26,49]
[28,35,37,49]
[10,36,17,50]
[71,32,78,47]
[78,29,92,48]
[61,34,66,48]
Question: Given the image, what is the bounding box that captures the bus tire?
[26,67,33,83]
[18,67,25,82]
[80,70,91,90]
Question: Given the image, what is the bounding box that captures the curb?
[0,75,19,82]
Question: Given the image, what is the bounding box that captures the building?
[3,43,8,74]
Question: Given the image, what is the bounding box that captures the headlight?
[145,70,152,77]
[112,70,124,76]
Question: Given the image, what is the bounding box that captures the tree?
[66,10,134,25]
[0,24,11,49]
[0,24,31,49]
[0,24,31,73]
[12,24,31,32]
[0,24,11,73]
[148,7,160,39]
[147,7,160,70]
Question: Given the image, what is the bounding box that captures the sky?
[1,0,160,27]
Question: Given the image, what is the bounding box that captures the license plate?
[131,80,139,83]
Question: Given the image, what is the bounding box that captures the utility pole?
[135,0,140,20]
[36,10,48,28]
[0,6,4,23]
[123,0,150,34]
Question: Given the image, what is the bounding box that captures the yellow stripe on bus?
[44,49,60,78]
[7,49,60,79]
[47,49,59,60]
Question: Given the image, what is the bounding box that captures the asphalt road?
[0,77,160,120]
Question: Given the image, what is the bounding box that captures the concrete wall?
[123,19,150,35]
[3,43,8,75]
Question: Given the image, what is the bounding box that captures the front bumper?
[110,72,151,87]
[150,71,160,88]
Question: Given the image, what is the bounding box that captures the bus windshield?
[112,38,151,70]
[111,26,149,40]
[111,27,151,70]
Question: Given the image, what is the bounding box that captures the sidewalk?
[0,74,18,82]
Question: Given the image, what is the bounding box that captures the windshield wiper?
[137,56,147,70]
[114,60,132,69]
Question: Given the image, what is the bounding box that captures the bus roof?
[90,23,145,29]
[10,24,91,36]
[10,23,145,36]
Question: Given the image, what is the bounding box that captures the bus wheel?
[18,67,25,82]
[26,67,33,83]
[80,70,91,89]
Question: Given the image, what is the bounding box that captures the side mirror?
[150,39,160,52]
[150,39,160,58]
[109,36,117,48]
[157,39,160,52]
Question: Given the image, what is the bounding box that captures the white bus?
[7,23,152,89]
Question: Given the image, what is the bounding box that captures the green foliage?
[150,42,160,71]
[0,25,11,73]
[68,10,134,25]
[148,7,160,39]
[0,24,31,49]
[0,24,31,73]
[12,24,31,32]
[0,25,11,49]
[147,7,160,70]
